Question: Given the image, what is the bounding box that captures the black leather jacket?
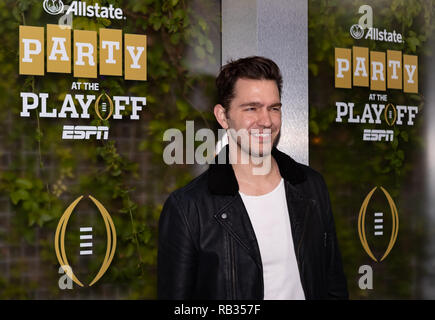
[158,146,348,299]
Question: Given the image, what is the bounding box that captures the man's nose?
[257,108,272,127]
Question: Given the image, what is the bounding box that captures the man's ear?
[214,104,229,129]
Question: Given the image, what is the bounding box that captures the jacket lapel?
[207,145,307,195]
[208,145,310,270]
[213,195,263,270]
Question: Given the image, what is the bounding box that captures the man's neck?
[229,145,282,196]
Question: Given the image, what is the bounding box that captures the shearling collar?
[207,145,307,196]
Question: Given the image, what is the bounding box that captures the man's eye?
[246,107,256,111]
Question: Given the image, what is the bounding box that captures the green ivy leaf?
[406,36,420,52]
[152,19,162,31]
[194,46,206,60]
[198,18,207,31]
[176,99,191,119]
[310,120,320,135]
[170,33,181,45]
[205,39,213,54]
[15,178,32,190]
[10,189,29,205]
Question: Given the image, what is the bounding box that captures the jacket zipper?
[229,239,236,300]
[230,238,237,299]
[324,232,327,248]
[297,202,311,257]
[296,201,312,298]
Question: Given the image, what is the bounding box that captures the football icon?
[55,195,116,287]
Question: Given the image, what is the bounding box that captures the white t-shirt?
[239,178,305,300]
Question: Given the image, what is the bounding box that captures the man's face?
[216,78,282,158]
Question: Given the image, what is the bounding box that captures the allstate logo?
[43,0,64,15]
[350,24,365,40]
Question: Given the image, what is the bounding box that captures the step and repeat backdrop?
[0,0,220,299]
[0,0,434,299]
[308,0,434,298]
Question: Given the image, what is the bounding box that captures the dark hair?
[216,56,283,110]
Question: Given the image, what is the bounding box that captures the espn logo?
[363,129,393,142]
[62,125,108,140]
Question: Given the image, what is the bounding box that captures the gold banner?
[387,50,402,90]
[370,51,386,91]
[100,28,122,76]
[47,24,71,74]
[335,48,351,89]
[403,54,418,93]
[73,30,97,78]
[125,34,147,81]
[19,26,44,76]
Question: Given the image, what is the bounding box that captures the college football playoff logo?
[55,195,116,287]
[358,186,399,262]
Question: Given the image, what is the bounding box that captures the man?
[158,56,348,299]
